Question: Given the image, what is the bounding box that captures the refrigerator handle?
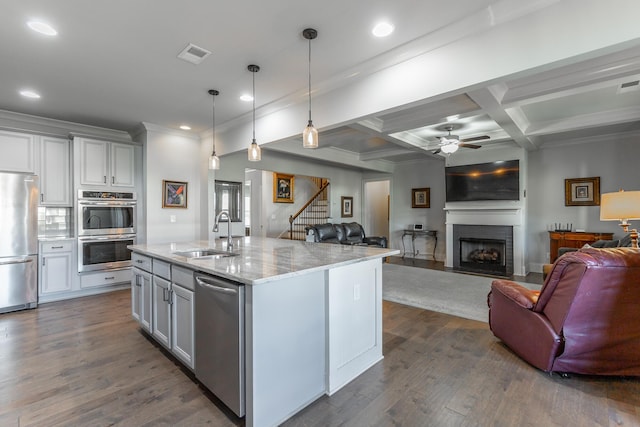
[0,258,34,266]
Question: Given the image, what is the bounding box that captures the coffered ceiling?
[1,0,639,170]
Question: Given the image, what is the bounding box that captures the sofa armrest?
[363,236,388,248]
[490,279,539,309]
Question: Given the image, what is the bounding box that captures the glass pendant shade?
[208,89,220,170]
[248,139,261,161]
[302,28,318,149]
[209,153,220,170]
[303,120,318,148]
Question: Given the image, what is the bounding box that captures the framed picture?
[162,180,188,208]
[341,196,353,218]
[411,187,430,208]
[565,177,600,206]
[273,172,294,203]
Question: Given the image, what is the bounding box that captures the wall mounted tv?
[445,160,520,202]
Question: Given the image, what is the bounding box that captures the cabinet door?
[132,268,152,332]
[152,276,171,348]
[171,284,195,369]
[40,136,71,206]
[40,252,72,295]
[0,130,36,173]
[79,138,109,186]
[110,143,135,187]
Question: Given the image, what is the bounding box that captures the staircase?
[288,178,330,240]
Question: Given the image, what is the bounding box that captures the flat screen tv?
[445,160,520,202]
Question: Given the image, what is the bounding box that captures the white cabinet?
[170,268,195,368]
[132,267,153,333]
[0,130,36,173]
[152,275,172,349]
[39,136,71,206]
[77,138,135,188]
[39,240,73,296]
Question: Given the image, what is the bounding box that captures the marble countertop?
[129,237,399,285]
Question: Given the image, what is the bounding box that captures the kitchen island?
[129,237,398,427]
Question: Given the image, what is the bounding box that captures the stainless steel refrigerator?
[0,172,39,314]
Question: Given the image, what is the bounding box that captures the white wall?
[142,124,202,244]
[210,150,365,240]
[526,133,640,272]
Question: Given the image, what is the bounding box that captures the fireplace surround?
[453,225,514,276]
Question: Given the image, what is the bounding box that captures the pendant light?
[247,64,261,161]
[302,28,318,149]
[208,89,220,170]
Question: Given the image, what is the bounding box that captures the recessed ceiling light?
[240,94,253,102]
[446,114,460,122]
[20,90,41,99]
[27,21,58,36]
[372,21,394,38]
[179,125,191,130]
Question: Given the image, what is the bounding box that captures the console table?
[401,229,437,259]
[548,231,614,263]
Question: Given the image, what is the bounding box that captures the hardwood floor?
[1,290,638,426]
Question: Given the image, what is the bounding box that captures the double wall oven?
[77,190,136,272]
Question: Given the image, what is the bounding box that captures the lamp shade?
[600,190,640,221]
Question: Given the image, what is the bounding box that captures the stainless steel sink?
[173,248,238,259]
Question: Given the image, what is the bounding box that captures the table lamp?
[600,189,640,249]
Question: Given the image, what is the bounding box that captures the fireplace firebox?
[453,225,513,277]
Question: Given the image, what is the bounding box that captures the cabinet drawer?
[81,268,131,288]
[172,266,194,291]
[41,240,73,253]
[132,252,152,272]
[152,259,171,280]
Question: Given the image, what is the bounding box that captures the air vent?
[617,80,640,94]
[177,43,211,65]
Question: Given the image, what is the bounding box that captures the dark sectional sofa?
[305,222,388,248]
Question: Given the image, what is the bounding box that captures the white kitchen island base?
[246,259,383,427]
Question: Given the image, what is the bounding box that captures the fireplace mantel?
[445,205,525,276]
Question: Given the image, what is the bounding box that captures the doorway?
[363,180,390,241]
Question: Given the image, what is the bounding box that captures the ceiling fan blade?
[459,143,481,149]
[460,135,490,143]
[432,148,441,154]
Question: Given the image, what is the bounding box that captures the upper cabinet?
[77,138,135,188]
[0,130,37,173]
[40,136,71,206]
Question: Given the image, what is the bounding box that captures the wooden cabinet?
[77,138,135,188]
[39,136,71,206]
[0,130,36,173]
[548,231,614,262]
[39,240,73,296]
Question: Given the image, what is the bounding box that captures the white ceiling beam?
[466,85,538,150]
[526,105,640,136]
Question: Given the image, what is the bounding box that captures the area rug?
[382,263,542,323]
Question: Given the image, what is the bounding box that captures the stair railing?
[289,181,330,240]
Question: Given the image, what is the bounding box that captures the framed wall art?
[411,187,430,208]
[162,180,188,208]
[565,177,600,206]
[341,196,353,218]
[273,172,294,203]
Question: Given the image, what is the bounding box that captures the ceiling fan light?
[441,143,459,154]
[303,121,318,148]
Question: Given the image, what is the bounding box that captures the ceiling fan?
[433,126,489,154]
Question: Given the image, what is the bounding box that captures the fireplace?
[453,225,513,277]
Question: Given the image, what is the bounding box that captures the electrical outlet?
[353,283,360,301]
[170,215,176,223]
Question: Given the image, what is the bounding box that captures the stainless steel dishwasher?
[194,273,245,417]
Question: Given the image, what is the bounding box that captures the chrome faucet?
[213,210,233,251]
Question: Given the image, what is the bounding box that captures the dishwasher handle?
[195,276,238,295]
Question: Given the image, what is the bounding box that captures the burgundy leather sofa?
[488,247,640,376]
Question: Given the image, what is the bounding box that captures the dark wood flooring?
[386,256,546,285]
[2,289,638,426]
